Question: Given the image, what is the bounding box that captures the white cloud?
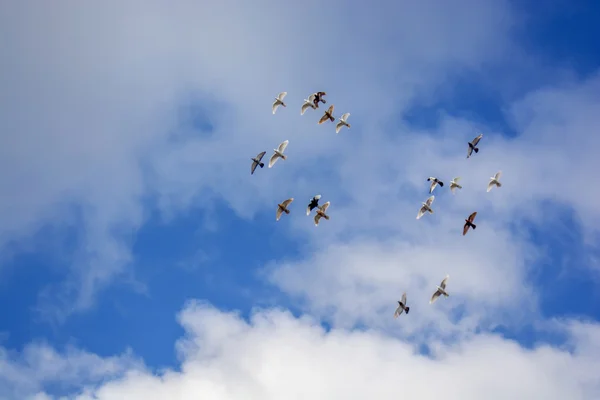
[2,301,597,400]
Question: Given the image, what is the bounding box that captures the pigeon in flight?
[487,171,502,192]
[430,275,450,304]
[416,195,435,219]
[313,91,327,108]
[301,94,317,115]
[335,113,351,134]
[314,201,331,226]
[394,292,410,318]
[276,198,294,221]
[450,177,462,194]
[427,177,444,194]
[467,133,483,158]
[272,92,287,114]
[463,212,477,236]
[306,195,322,216]
[268,140,289,168]
[318,105,335,124]
[250,151,266,175]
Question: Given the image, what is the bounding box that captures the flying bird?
[314,201,331,226]
[250,151,266,175]
[276,198,294,221]
[306,195,322,216]
[427,177,444,194]
[272,91,287,114]
[487,171,503,192]
[463,211,477,235]
[416,195,435,220]
[318,105,335,124]
[313,91,327,108]
[450,177,462,194]
[467,133,483,158]
[430,275,450,304]
[301,94,317,115]
[394,292,410,318]
[268,140,289,168]
[335,113,351,134]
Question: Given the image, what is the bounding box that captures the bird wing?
[468,212,477,223]
[495,171,502,180]
[401,292,407,305]
[251,161,258,175]
[462,222,470,235]
[272,101,280,114]
[467,146,473,158]
[314,194,322,200]
[306,204,312,216]
[278,140,289,153]
[314,213,322,226]
[429,180,437,193]
[440,275,448,289]
[278,91,287,101]
[417,206,427,219]
[318,113,329,124]
[308,93,316,103]
[301,102,312,115]
[394,305,403,318]
[341,113,350,122]
[327,105,334,115]
[281,198,294,208]
[487,180,495,192]
[276,206,283,221]
[450,185,456,193]
[430,290,441,304]
[256,151,266,161]
[426,195,435,207]
[268,152,280,168]
[320,201,330,213]
[335,121,343,133]
[471,133,483,146]
[453,177,461,183]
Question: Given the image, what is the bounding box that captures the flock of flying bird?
[250,91,505,319]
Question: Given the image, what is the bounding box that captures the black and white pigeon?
[306,195,322,216]
[427,177,444,194]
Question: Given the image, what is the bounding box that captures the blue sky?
[1,1,600,399]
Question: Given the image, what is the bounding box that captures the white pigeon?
[430,275,449,304]
[335,113,351,134]
[427,177,444,194]
[272,91,287,114]
[314,201,331,226]
[416,195,435,219]
[268,140,289,168]
[394,292,410,318]
[301,94,317,115]
[487,171,502,192]
[450,177,462,194]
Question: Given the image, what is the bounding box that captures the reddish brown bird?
[463,212,477,235]
[318,105,335,124]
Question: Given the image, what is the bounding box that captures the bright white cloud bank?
[1,0,600,398]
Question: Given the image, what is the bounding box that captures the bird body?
[463,211,478,235]
[269,140,289,168]
[450,177,462,194]
[467,133,483,158]
[417,195,435,219]
[306,195,322,216]
[430,275,449,304]
[427,177,444,194]
[250,151,266,175]
[335,113,351,133]
[318,105,335,124]
[276,198,294,221]
[314,201,331,226]
[272,92,287,114]
[301,94,317,115]
[487,171,503,192]
[394,292,410,318]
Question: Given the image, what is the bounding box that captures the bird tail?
[497,182,502,187]
[259,162,264,168]
[405,306,410,314]
[474,147,479,153]
[457,184,462,189]
[321,99,327,103]
[323,215,330,220]
[281,155,287,160]
[439,181,444,187]
[346,123,351,128]
[282,102,286,107]
[284,209,290,214]
[329,116,334,122]
[472,223,476,229]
